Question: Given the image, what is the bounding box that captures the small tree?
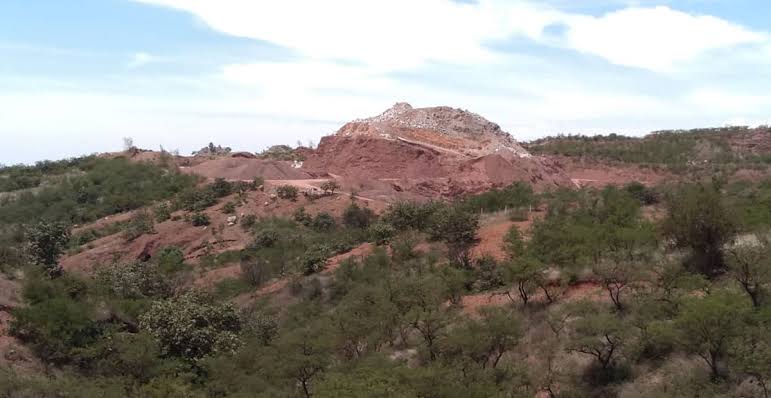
[566,303,630,382]
[726,235,770,308]
[191,212,210,227]
[276,185,299,201]
[662,183,737,277]
[429,206,479,268]
[311,212,336,232]
[342,202,376,229]
[26,221,70,275]
[139,292,241,360]
[320,180,341,195]
[675,291,750,380]
[503,225,525,259]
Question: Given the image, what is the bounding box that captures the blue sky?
[2,0,770,164]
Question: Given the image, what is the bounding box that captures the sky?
[1,0,771,164]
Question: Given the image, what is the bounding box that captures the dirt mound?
[303,103,572,196]
[184,157,313,181]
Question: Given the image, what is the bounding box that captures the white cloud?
[563,6,765,71]
[128,52,157,68]
[136,1,765,72]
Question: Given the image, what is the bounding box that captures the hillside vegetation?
[526,126,771,172]
[0,143,770,397]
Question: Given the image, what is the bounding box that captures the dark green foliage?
[675,292,751,380]
[459,181,535,213]
[240,214,257,230]
[276,185,299,200]
[302,244,332,275]
[155,246,185,271]
[293,207,313,226]
[152,202,172,222]
[208,177,233,197]
[623,181,659,205]
[428,205,480,267]
[367,221,396,245]
[320,180,340,195]
[663,183,737,276]
[0,156,91,193]
[221,201,236,214]
[139,292,241,360]
[342,202,376,229]
[381,201,444,232]
[191,212,210,226]
[25,221,70,271]
[310,212,336,232]
[0,157,197,224]
[527,127,753,170]
[11,298,100,365]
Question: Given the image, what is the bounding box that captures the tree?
[139,292,241,360]
[726,235,771,308]
[272,322,333,398]
[662,183,737,277]
[441,307,523,369]
[122,137,134,151]
[342,202,376,229]
[592,259,639,311]
[675,291,750,380]
[26,221,70,275]
[566,303,630,373]
[730,309,770,398]
[321,180,341,195]
[503,225,525,259]
[311,212,336,232]
[429,206,479,268]
[276,185,299,201]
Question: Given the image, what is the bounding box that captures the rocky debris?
[338,102,530,158]
[226,216,237,226]
[193,142,231,157]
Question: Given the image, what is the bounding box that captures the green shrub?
[191,212,210,227]
[343,202,376,229]
[153,202,172,222]
[222,201,236,214]
[276,185,299,201]
[368,221,396,245]
[302,244,332,275]
[293,207,312,226]
[311,212,336,232]
[122,210,155,241]
[139,292,241,360]
[240,214,257,230]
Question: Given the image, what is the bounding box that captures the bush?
[11,298,100,365]
[302,244,332,275]
[624,181,659,205]
[156,246,185,272]
[368,222,396,245]
[222,201,236,214]
[293,207,312,226]
[240,214,257,230]
[276,185,299,201]
[191,212,210,227]
[208,178,233,198]
[25,221,70,270]
[122,210,155,241]
[153,203,172,222]
[321,180,341,195]
[343,202,376,229]
[95,262,171,299]
[139,292,241,360]
[311,212,336,232]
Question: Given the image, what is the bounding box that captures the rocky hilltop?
[337,102,531,159]
[304,103,572,196]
